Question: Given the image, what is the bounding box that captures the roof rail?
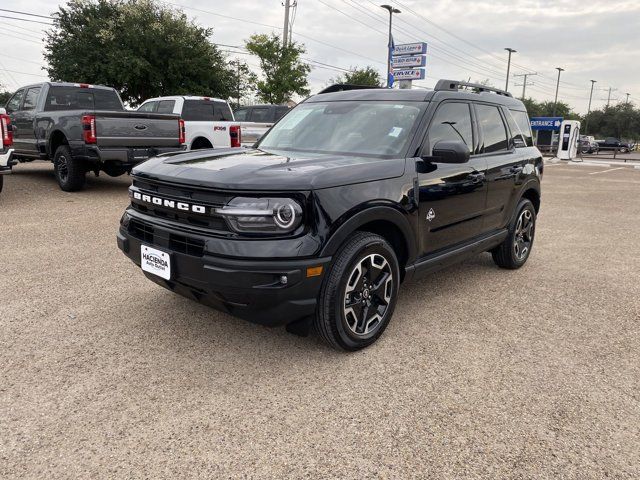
[434,79,513,97]
[317,84,381,94]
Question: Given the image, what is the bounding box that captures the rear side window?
[213,102,233,121]
[183,100,213,121]
[23,87,41,110]
[250,107,271,123]
[509,109,533,147]
[234,108,248,121]
[476,104,509,153]
[275,107,289,121]
[6,89,24,113]
[44,86,123,111]
[157,100,175,114]
[426,102,474,153]
[138,101,158,112]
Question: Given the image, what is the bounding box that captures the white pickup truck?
[137,96,242,150]
[234,104,290,146]
[0,107,14,193]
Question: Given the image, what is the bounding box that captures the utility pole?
[236,61,241,109]
[381,5,401,88]
[282,0,291,47]
[513,72,537,99]
[584,79,596,135]
[504,48,516,92]
[552,67,564,116]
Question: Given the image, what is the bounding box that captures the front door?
[416,101,488,255]
[12,86,41,154]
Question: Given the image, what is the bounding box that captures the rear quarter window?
[509,109,534,147]
[213,102,233,121]
[182,100,214,121]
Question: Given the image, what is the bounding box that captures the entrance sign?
[530,117,563,131]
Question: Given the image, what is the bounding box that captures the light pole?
[584,79,596,135]
[625,93,630,105]
[381,4,400,88]
[552,67,564,116]
[504,48,516,92]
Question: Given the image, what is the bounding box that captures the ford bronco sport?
[117,80,543,351]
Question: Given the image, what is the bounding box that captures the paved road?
[1,162,639,479]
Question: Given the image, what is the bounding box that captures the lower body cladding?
[117,212,331,328]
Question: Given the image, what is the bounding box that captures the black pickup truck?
[596,137,632,153]
[118,80,542,351]
[5,82,186,191]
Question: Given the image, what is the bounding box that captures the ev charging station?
[556,120,581,160]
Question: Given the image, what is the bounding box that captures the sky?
[2,0,639,113]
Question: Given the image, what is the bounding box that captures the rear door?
[417,101,488,255]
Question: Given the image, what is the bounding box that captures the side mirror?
[428,140,470,164]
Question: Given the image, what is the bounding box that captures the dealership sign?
[392,55,427,68]
[390,42,427,87]
[392,42,427,56]
[530,117,563,131]
[393,69,426,81]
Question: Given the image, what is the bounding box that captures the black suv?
[117,80,542,351]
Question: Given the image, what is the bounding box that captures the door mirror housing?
[424,140,470,164]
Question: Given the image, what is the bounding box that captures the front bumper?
[0,148,14,174]
[116,214,331,326]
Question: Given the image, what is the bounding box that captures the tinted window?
[157,100,175,114]
[510,109,533,147]
[213,102,233,121]
[259,101,423,158]
[426,102,473,153]
[275,107,289,121]
[23,87,41,110]
[182,100,213,121]
[250,107,271,123]
[44,86,123,111]
[505,110,526,147]
[476,104,508,153]
[234,108,248,121]
[6,89,24,113]
[138,101,158,112]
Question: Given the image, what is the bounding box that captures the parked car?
[137,96,242,150]
[233,104,291,146]
[597,137,631,153]
[117,79,542,351]
[4,82,186,191]
[0,107,14,193]
[579,135,599,154]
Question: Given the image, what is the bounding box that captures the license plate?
[141,245,171,280]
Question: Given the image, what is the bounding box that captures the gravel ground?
[1,161,639,479]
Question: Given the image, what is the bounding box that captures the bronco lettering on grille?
[132,191,207,214]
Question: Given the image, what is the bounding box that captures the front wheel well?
[356,220,409,279]
[521,188,540,213]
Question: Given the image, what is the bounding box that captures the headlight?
[215,197,303,234]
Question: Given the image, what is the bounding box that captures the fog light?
[306,266,323,278]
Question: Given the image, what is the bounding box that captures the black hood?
[132,148,407,191]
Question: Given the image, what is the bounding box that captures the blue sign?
[530,117,563,131]
[394,69,426,81]
[392,55,427,68]
[392,42,427,56]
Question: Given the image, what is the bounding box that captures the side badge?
[426,208,436,222]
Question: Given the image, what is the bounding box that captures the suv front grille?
[128,219,154,243]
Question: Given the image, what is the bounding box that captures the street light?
[585,80,596,135]
[552,67,564,116]
[380,4,400,88]
[504,48,516,92]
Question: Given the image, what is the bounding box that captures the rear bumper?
[70,143,186,167]
[0,148,14,173]
[116,214,331,326]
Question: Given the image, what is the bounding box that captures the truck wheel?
[315,232,400,351]
[54,145,86,192]
[492,198,536,269]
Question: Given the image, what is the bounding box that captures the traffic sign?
[393,69,426,81]
[392,42,427,56]
[392,55,427,68]
[530,117,563,131]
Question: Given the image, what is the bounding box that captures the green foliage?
[229,60,257,109]
[584,103,640,139]
[245,33,310,104]
[0,90,11,106]
[332,66,382,87]
[44,0,234,106]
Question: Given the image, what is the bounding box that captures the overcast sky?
[2,0,639,113]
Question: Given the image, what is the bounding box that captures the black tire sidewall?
[53,146,85,191]
[508,199,536,267]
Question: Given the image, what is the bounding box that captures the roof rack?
[317,84,381,94]
[434,79,512,97]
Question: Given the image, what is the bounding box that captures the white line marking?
[588,167,625,175]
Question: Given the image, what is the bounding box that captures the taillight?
[82,115,97,144]
[1,114,13,147]
[230,125,241,148]
[178,119,186,144]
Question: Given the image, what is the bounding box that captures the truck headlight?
[215,197,303,234]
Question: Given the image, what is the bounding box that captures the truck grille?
[130,178,233,233]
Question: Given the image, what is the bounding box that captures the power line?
[0,8,53,20]
[0,15,52,25]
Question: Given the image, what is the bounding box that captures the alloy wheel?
[57,155,69,181]
[513,209,534,261]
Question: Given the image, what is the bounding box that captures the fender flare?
[320,205,417,262]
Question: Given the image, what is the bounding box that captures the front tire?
[492,198,536,269]
[315,232,400,351]
[54,145,86,192]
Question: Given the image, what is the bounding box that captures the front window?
[6,90,24,113]
[258,101,423,158]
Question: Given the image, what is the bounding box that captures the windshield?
[258,101,423,157]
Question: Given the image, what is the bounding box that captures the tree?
[331,66,382,87]
[44,0,234,106]
[0,84,11,106]
[245,33,310,104]
[229,60,257,109]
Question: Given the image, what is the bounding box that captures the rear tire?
[53,145,86,192]
[315,232,400,351]
[492,198,536,269]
